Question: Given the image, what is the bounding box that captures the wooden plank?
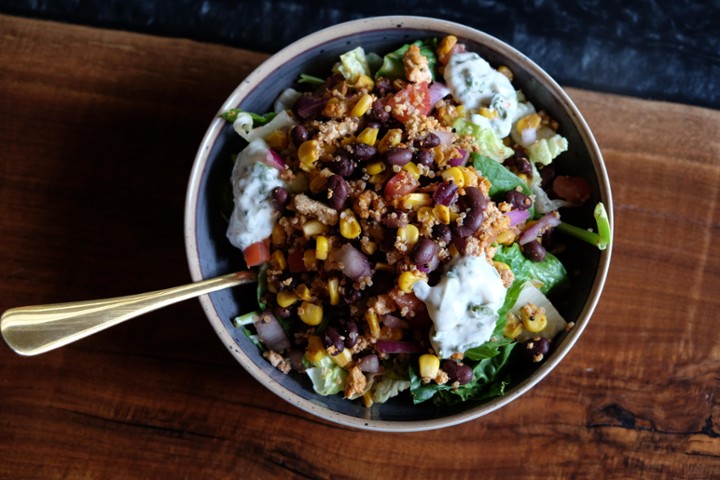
[1,14,719,479]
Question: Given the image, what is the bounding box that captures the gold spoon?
[1,271,256,356]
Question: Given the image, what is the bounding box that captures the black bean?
[414,132,440,149]
[413,238,438,266]
[290,125,309,145]
[453,209,484,238]
[442,360,473,385]
[352,142,378,162]
[524,337,551,362]
[323,326,345,354]
[384,147,413,166]
[522,240,546,262]
[329,149,356,176]
[364,120,382,130]
[432,223,452,244]
[506,190,532,210]
[433,182,458,206]
[413,148,434,166]
[342,321,359,348]
[325,175,349,210]
[370,98,390,122]
[460,186,488,212]
[271,187,289,211]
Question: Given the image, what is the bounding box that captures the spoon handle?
[1,271,256,356]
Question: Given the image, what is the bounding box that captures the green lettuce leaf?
[334,46,372,82]
[493,244,567,295]
[454,118,514,162]
[306,355,347,396]
[526,134,568,165]
[221,108,276,126]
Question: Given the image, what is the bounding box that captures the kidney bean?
[452,209,483,238]
[271,186,289,211]
[384,147,413,166]
[371,98,390,122]
[413,238,439,266]
[414,132,440,148]
[413,148,434,166]
[374,79,394,98]
[460,186,487,212]
[432,223,452,244]
[506,190,532,210]
[329,149,356,177]
[323,326,345,354]
[342,321,359,348]
[351,142,377,162]
[325,175,349,210]
[442,360,473,385]
[290,124,309,145]
[522,240,546,262]
[433,182,458,206]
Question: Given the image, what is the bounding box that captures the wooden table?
[1,14,718,479]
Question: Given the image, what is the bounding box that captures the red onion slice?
[333,243,372,281]
[505,209,530,227]
[357,354,381,373]
[519,212,561,245]
[448,148,469,166]
[431,129,454,146]
[263,149,286,170]
[253,310,291,351]
[375,340,424,354]
[381,314,408,329]
[428,81,451,106]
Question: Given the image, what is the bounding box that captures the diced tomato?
[287,248,307,273]
[243,238,271,267]
[384,170,420,199]
[386,82,432,122]
[552,176,593,204]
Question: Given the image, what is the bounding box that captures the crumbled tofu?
[293,193,339,225]
[403,44,432,84]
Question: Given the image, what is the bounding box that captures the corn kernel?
[377,128,402,153]
[362,392,374,408]
[517,113,542,132]
[442,166,465,187]
[360,238,377,256]
[368,170,392,185]
[295,284,312,301]
[366,161,386,175]
[271,250,287,270]
[396,224,420,249]
[433,204,450,224]
[503,313,523,339]
[351,93,374,117]
[303,250,317,270]
[271,223,286,246]
[479,107,499,119]
[302,219,328,237]
[416,206,434,224]
[315,235,329,260]
[493,261,511,274]
[298,140,320,171]
[398,270,426,293]
[496,230,516,245]
[520,303,548,333]
[448,243,460,257]
[265,129,288,150]
[419,353,440,380]
[276,290,298,308]
[306,335,326,363]
[327,276,340,306]
[402,162,421,180]
[365,311,381,338]
[339,209,362,239]
[298,301,323,326]
[330,348,353,368]
[437,35,457,58]
[460,167,479,187]
[399,193,431,210]
[357,127,379,146]
[498,65,514,81]
[353,74,375,91]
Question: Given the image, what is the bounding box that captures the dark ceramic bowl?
[184,16,612,431]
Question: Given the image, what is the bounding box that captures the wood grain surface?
[1,14,719,479]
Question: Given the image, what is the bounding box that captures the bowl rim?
[184,15,613,432]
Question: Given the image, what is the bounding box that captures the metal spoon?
[1,271,256,356]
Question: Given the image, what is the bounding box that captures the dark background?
[2,1,719,109]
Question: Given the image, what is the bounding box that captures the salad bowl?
[184,16,612,431]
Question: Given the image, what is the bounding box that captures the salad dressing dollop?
[413,255,507,359]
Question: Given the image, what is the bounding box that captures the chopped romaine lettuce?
[472,153,535,217]
[222,108,276,126]
[493,243,567,295]
[306,355,347,396]
[557,202,612,250]
[509,282,568,342]
[232,311,266,351]
[297,73,325,85]
[453,118,514,162]
[334,47,372,82]
[374,40,438,80]
[526,133,568,165]
[232,109,295,143]
[371,371,411,404]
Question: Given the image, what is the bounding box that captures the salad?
[222,36,610,407]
